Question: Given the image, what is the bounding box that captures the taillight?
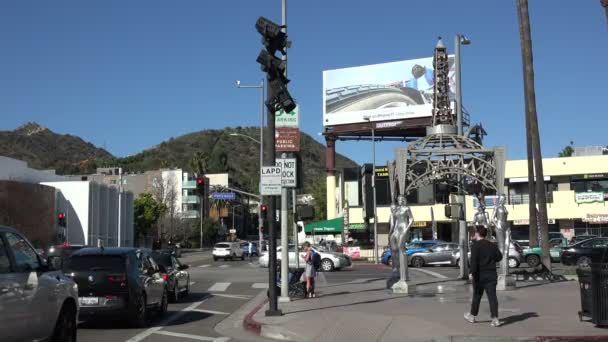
[107,274,127,282]
[162,273,169,281]
[104,295,117,300]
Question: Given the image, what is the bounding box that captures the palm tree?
[602,0,608,30]
[189,151,209,176]
[558,145,574,158]
[517,0,551,271]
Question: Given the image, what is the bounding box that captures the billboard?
[322,55,455,127]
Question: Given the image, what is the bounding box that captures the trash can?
[591,263,608,326]
[577,267,592,321]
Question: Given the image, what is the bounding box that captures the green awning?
[305,217,343,234]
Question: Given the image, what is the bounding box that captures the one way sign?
[276,158,297,188]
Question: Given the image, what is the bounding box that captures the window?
[4,232,39,272]
[593,239,608,248]
[0,237,11,273]
[433,244,447,251]
[572,179,608,199]
[67,255,125,272]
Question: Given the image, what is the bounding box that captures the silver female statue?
[492,194,510,271]
[389,195,414,284]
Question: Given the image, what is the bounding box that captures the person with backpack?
[303,241,317,298]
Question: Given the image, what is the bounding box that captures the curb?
[242,295,268,336]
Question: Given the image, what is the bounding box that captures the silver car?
[409,243,461,267]
[0,226,79,342]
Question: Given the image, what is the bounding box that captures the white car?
[259,245,352,272]
[0,226,79,342]
[213,242,244,261]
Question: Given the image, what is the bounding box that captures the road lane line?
[207,282,231,292]
[198,265,211,268]
[218,265,230,268]
[251,283,269,289]
[125,298,208,342]
[411,268,448,279]
[190,281,196,286]
[211,293,252,300]
[190,308,230,315]
[152,331,222,341]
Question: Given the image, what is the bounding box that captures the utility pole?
[517,0,550,271]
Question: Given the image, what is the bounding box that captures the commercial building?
[325,154,608,246]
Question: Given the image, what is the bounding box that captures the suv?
[213,242,244,261]
[66,247,168,327]
[0,226,78,342]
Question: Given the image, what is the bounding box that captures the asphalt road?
[77,251,268,342]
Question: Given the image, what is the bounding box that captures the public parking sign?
[275,106,299,128]
[260,166,282,195]
[276,158,297,188]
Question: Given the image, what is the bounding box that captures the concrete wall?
[0,156,68,183]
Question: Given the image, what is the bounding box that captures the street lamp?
[455,33,470,280]
[236,80,265,254]
[229,133,261,145]
[363,115,379,264]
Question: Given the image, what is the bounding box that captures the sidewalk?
[246,275,607,342]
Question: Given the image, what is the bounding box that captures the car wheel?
[321,259,334,272]
[213,256,218,261]
[526,254,540,267]
[411,256,424,268]
[130,294,148,328]
[241,254,245,261]
[183,276,190,297]
[508,257,520,268]
[455,258,460,267]
[158,289,168,316]
[577,256,591,268]
[51,302,77,342]
[232,253,236,260]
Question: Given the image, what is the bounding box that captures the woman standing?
[303,242,316,298]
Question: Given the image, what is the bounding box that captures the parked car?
[151,250,190,302]
[409,242,461,267]
[561,237,608,267]
[380,240,446,267]
[213,242,245,261]
[0,226,78,342]
[240,241,259,257]
[65,247,168,327]
[258,244,352,272]
[47,243,88,271]
[523,237,569,267]
[456,240,524,268]
[570,234,599,245]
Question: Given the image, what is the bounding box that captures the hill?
[0,123,358,194]
[0,122,114,174]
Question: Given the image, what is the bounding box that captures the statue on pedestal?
[474,194,490,237]
[492,193,515,290]
[388,195,415,294]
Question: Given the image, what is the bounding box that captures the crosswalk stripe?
[198,265,210,268]
[207,282,231,292]
[211,293,252,300]
[152,331,229,341]
[218,265,230,268]
[251,283,269,289]
[190,308,230,315]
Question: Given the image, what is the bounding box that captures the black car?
[569,234,598,245]
[65,247,168,327]
[151,250,190,302]
[561,237,608,267]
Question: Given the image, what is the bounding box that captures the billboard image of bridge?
[322,55,455,127]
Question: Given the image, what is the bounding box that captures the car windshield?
[151,253,173,268]
[67,255,125,272]
[215,243,230,248]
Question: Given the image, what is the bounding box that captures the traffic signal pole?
[279,0,290,303]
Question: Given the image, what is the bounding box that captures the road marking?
[152,331,230,341]
[211,293,252,300]
[218,265,230,268]
[251,283,269,289]
[190,281,196,286]
[411,268,448,279]
[208,282,231,292]
[190,308,230,315]
[198,265,211,268]
[125,298,208,342]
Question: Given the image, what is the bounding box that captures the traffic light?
[58,212,66,227]
[255,16,296,114]
[196,177,204,195]
[260,204,268,220]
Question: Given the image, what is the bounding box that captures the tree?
[189,151,209,176]
[558,144,574,158]
[134,193,165,242]
[152,173,180,239]
[311,177,327,221]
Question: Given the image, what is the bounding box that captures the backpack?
[312,250,322,270]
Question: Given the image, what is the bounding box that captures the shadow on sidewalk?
[501,312,539,326]
[320,277,387,289]
[286,296,405,315]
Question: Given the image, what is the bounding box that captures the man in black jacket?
[464,226,503,327]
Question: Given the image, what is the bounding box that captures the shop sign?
[575,192,604,203]
[342,246,361,258]
[349,223,366,230]
[374,166,389,178]
[572,173,607,181]
[583,214,608,224]
[412,221,428,228]
[513,218,555,225]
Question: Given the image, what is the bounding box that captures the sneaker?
[464,313,476,323]
[312,292,316,298]
[490,318,502,327]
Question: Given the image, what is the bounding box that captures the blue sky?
[0,1,606,165]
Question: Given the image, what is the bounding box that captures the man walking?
[465,226,503,327]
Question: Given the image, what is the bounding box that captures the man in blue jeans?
[465,226,503,327]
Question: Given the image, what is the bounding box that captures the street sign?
[211,192,236,200]
[260,166,282,196]
[275,128,300,151]
[275,106,299,128]
[275,158,297,188]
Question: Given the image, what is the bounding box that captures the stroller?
[267,268,307,299]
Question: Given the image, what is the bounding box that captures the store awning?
[305,217,344,234]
